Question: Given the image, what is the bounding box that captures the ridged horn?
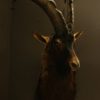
[66,0,74,32]
[32,0,69,35]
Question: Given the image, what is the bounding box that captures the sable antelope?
[32,0,82,100]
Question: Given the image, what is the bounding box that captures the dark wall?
[75,0,100,100]
[0,0,100,100]
[0,0,12,100]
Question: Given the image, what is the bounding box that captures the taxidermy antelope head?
[32,0,82,100]
[32,0,81,71]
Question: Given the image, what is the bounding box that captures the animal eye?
[56,39,62,44]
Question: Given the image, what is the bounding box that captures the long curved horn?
[66,0,74,32]
[32,0,69,35]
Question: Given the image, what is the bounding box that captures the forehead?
[52,34,74,43]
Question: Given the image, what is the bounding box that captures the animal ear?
[33,33,49,44]
[74,32,83,40]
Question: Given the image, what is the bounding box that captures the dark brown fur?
[34,34,80,100]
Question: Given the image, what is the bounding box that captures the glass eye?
[56,39,62,44]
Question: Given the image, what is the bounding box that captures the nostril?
[72,62,77,67]
[70,61,80,71]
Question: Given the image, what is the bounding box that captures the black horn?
[32,0,69,34]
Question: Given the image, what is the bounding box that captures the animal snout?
[70,57,80,71]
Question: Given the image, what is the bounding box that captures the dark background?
[0,0,100,100]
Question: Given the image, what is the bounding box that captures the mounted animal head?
[32,0,82,71]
